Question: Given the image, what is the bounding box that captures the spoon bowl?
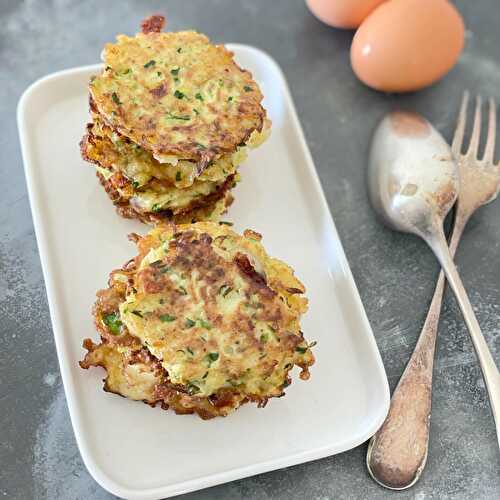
[368,111,458,238]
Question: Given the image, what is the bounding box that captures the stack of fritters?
[80,222,315,419]
[80,15,270,224]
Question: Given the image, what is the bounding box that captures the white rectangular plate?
[18,45,389,499]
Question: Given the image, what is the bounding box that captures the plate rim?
[17,43,390,499]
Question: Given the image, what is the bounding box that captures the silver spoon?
[366,111,500,488]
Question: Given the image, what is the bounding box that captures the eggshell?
[306,0,387,29]
[350,0,465,92]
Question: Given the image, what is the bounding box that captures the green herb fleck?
[166,112,190,121]
[228,96,233,102]
[284,363,292,369]
[296,346,307,354]
[260,333,269,343]
[244,85,252,92]
[193,108,199,115]
[219,221,233,226]
[178,286,187,295]
[175,171,181,182]
[111,92,121,105]
[202,371,208,379]
[157,71,162,77]
[177,47,182,53]
[206,352,219,366]
[159,313,176,322]
[174,90,185,99]
[170,67,180,76]
[151,203,162,212]
[186,347,194,356]
[187,382,200,395]
[195,142,206,150]
[132,181,140,189]
[123,68,131,75]
[199,319,212,330]
[105,66,112,71]
[219,285,233,297]
[195,92,204,101]
[103,312,122,335]
[185,318,196,328]
[144,60,156,68]
[131,310,143,318]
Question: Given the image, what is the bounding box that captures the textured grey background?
[1,0,499,499]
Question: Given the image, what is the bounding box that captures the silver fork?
[366,92,500,490]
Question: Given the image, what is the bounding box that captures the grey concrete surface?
[1,0,499,498]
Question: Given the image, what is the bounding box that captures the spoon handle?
[366,220,465,490]
[430,230,500,448]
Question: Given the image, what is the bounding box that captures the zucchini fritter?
[80,15,270,223]
[80,222,315,419]
[90,16,267,169]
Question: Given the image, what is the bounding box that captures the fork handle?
[429,229,500,448]
[366,219,466,490]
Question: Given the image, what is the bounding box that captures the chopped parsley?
[177,47,182,53]
[195,142,206,150]
[244,85,252,92]
[111,92,121,105]
[185,318,196,328]
[178,286,187,295]
[208,352,219,361]
[195,92,204,101]
[206,352,219,366]
[175,171,181,182]
[219,284,233,297]
[186,347,194,356]
[131,310,143,318]
[174,90,185,99]
[170,67,180,76]
[103,312,122,335]
[166,112,190,121]
[228,96,233,102]
[187,382,200,395]
[202,371,209,379]
[193,108,199,115]
[151,203,162,212]
[144,60,156,68]
[260,333,269,343]
[219,221,233,226]
[157,71,162,77]
[105,66,112,71]
[296,341,317,354]
[199,319,212,330]
[159,314,176,322]
[132,181,140,189]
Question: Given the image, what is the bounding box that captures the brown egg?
[306,0,387,29]
[350,0,465,92]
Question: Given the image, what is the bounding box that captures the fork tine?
[466,95,482,158]
[452,91,469,157]
[482,97,497,163]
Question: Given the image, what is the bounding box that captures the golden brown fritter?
[95,170,235,225]
[89,18,268,171]
[81,223,315,419]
